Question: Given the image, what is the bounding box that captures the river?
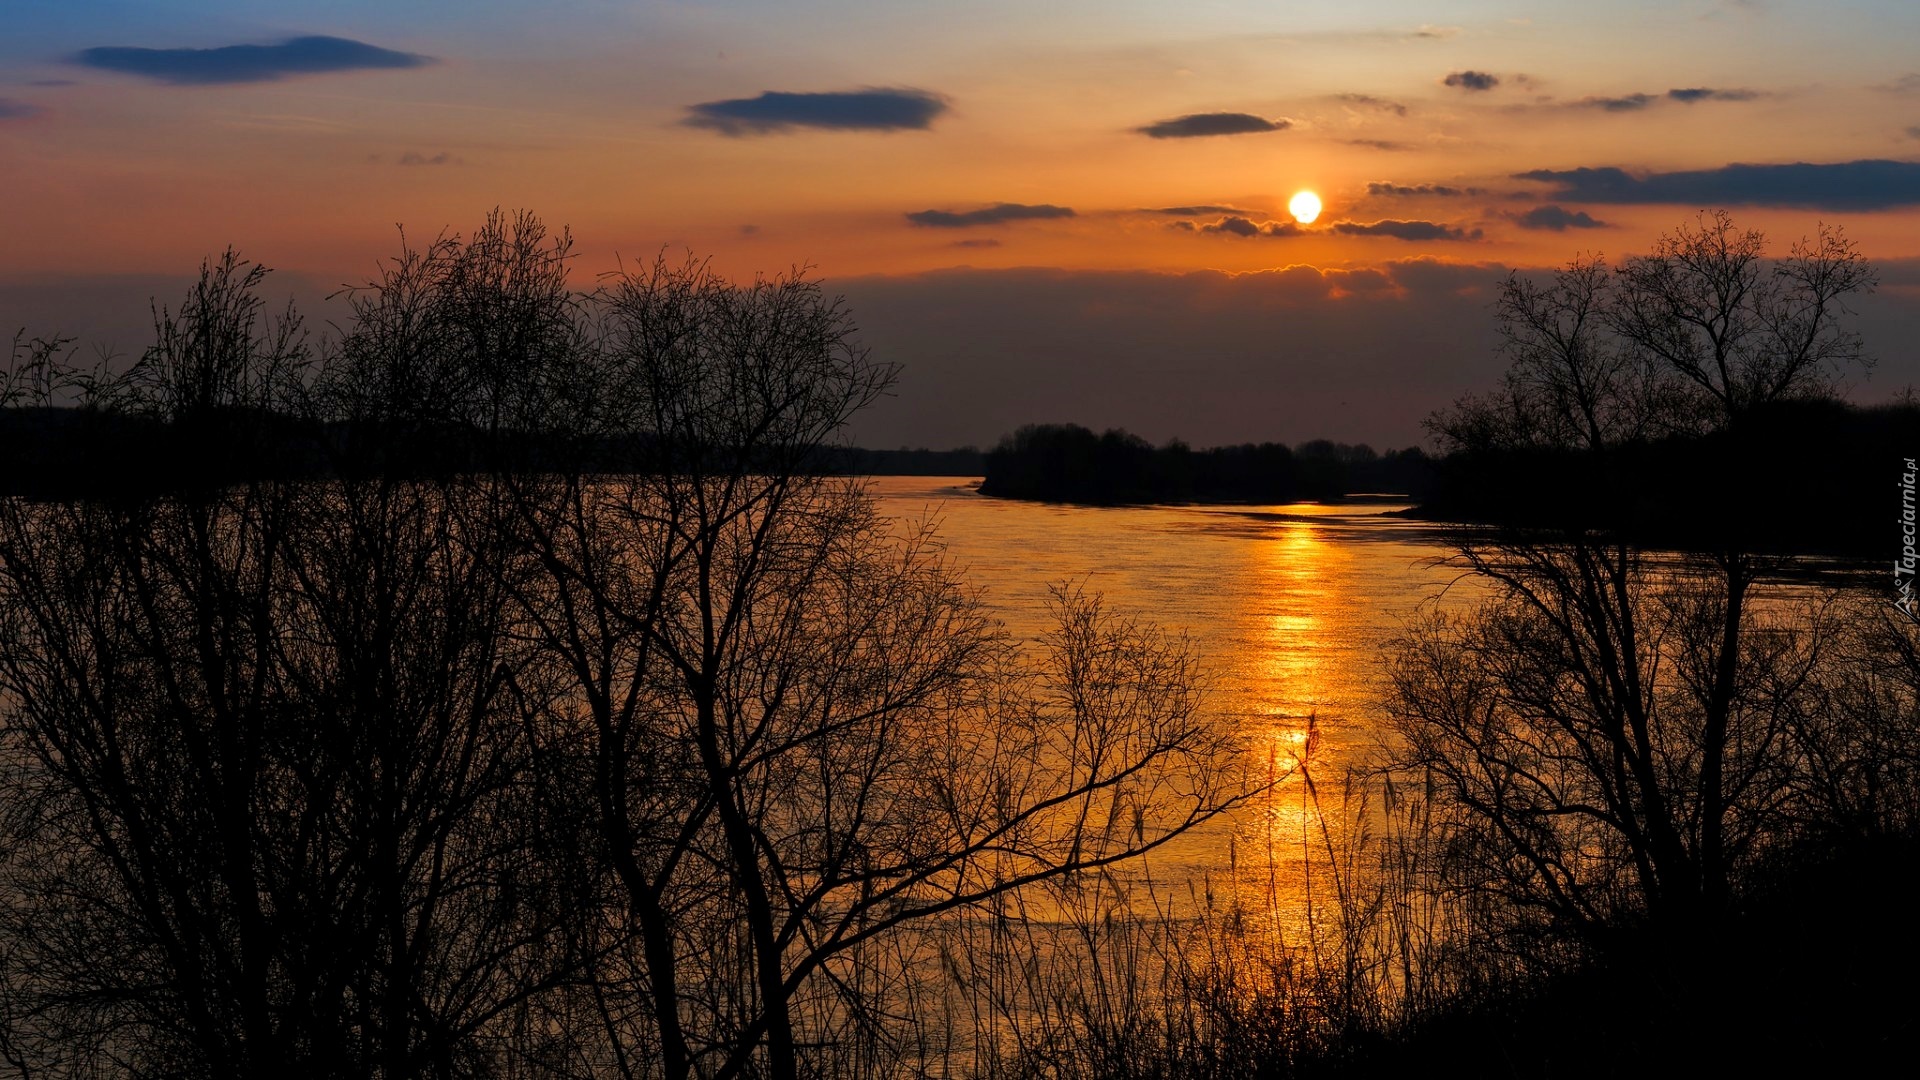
[866,475,1483,917]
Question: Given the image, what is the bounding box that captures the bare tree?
[0,213,1257,1078]
[1609,210,1874,421]
[1398,212,1878,947]
[0,250,576,1077]
[464,251,1254,1080]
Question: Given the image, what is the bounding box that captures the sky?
[4,0,1920,449]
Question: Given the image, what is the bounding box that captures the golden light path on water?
[865,476,1487,939]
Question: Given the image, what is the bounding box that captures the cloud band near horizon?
[1517,159,1920,210]
[905,203,1075,228]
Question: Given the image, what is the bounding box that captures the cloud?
[1874,74,1920,94]
[684,87,947,135]
[1348,138,1410,151]
[1443,71,1500,92]
[397,151,457,166]
[1147,205,1256,216]
[1579,93,1656,112]
[71,35,432,85]
[905,203,1075,228]
[26,79,74,87]
[1332,94,1408,116]
[949,239,1002,249]
[831,261,1520,452]
[1510,205,1609,230]
[1413,25,1462,39]
[1368,182,1481,197]
[1176,214,1479,242]
[1135,112,1288,138]
[1908,125,1920,140]
[1565,87,1758,111]
[1193,216,1302,238]
[1667,87,1758,103]
[1332,219,1482,241]
[1515,159,1920,210]
[0,98,41,120]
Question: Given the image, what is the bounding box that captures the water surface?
[867,476,1480,909]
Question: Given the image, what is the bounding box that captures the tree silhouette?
[0,215,1255,1079]
[1394,212,1880,951]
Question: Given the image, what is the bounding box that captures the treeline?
[979,422,1437,504]
[821,443,986,475]
[0,406,988,498]
[974,399,1915,558]
[1422,396,1920,558]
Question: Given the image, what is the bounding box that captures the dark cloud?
[684,87,948,135]
[1368,182,1481,197]
[1667,87,1758,103]
[1332,219,1482,241]
[904,203,1075,228]
[1515,159,1920,210]
[1908,125,1920,140]
[1348,138,1410,151]
[1190,216,1302,238]
[831,261,1517,451]
[1332,94,1408,116]
[71,35,432,85]
[1510,205,1609,231]
[1874,255,1920,289]
[1566,88,1757,112]
[1147,205,1256,216]
[397,151,456,166]
[1443,71,1500,92]
[1580,93,1656,112]
[1135,112,1288,139]
[740,224,761,237]
[949,239,1002,249]
[0,98,41,120]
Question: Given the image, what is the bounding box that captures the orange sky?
[4,1,1919,447]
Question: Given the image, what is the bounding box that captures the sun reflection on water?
[864,477,1478,935]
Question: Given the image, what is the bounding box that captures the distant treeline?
[979,422,1437,504]
[0,406,986,498]
[10,402,1911,559]
[820,445,986,476]
[1423,397,1919,558]
[974,402,1917,558]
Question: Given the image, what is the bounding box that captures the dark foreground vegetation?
[0,209,1914,1078]
[0,215,1250,1078]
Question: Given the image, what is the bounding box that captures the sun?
[1288,190,1322,224]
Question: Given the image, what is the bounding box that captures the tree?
[0,215,1255,1079]
[479,253,1252,1079]
[1393,212,1878,949]
[0,248,577,1077]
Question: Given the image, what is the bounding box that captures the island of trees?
[979,424,1436,504]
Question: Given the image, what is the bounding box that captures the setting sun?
[1288,190,1322,224]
